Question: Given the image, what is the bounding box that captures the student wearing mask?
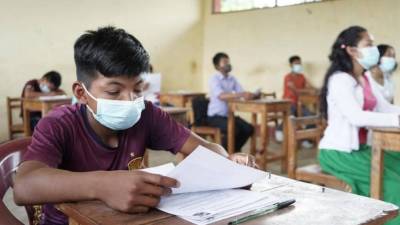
[13,27,256,225]
[21,71,66,130]
[367,44,397,103]
[318,26,400,225]
[276,55,315,147]
[282,55,315,113]
[207,52,255,152]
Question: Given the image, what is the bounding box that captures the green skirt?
[319,145,400,225]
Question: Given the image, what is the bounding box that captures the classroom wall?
[0,0,204,141]
[201,0,400,100]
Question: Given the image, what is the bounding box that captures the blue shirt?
[207,73,243,117]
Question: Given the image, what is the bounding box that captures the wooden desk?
[22,97,72,136]
[57,175,398,225]
[159,92,206,108]
[297,91,320,117]
[228,99,291,171]
[159,92,206,124]
[371,128,400,199]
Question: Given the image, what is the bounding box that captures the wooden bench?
[371,128,400,199]
[287,115,350,190]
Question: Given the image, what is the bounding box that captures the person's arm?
[209,76,252,101]
[14,116,177,213]
[23,85,50,98]
[14,161,177,213]
[329,73,399,127]
[178,132,257,167]
[54,88,66,95]
[24,85,61,98]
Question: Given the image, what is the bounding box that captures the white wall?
[0,0,204,141]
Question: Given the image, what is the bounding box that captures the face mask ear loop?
[81,83,98,114]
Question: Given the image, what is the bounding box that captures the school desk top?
[57,174,398,225]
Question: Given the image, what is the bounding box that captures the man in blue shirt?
[207,52,255,152]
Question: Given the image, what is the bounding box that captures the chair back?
[191,97,210,126]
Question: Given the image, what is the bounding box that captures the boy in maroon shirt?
[13,27,256,225]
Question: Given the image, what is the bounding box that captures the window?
[213,0,325,13]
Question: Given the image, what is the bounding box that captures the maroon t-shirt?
[23,102,191,225]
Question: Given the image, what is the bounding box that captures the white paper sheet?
[140,163,175,176]
[167,146,266,194]
[38,95,69,100]
[142,73,161,103]
[157,189,279,225]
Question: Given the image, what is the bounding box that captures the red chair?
[0,137,35,225]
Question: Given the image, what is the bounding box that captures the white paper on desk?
[157,189,280,225]
[38,95,69,100]
[168,146,266,194]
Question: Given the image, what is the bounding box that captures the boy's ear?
[72,82,88,104]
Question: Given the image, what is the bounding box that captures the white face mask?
[356,46,380,70]
[82,84,145,130]
[40,83,50,93]
[379,57,397,73]
[292,64,303,74]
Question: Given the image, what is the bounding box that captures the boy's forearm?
[14,162,102,205]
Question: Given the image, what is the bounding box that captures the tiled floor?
[4,140,317,224]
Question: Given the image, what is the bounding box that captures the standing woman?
[318,26,400,225]
[367,44,397,103]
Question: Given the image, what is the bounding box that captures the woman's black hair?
[320,26,367,119]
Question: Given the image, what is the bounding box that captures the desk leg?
[282,109,289,173]
[297,102,302,117]
[227,109,235,155]
[23,109,32,137]
[371,137,383,199]
[250,113,257,156]
[259,112,268,170]
[185,100,194,125]
[42,103,51,116]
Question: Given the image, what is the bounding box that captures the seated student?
[318,26,400,225]
[207,52,255,152]
[282,55,315,115]
[21,71,66,130]
[13,27,256,225]
[366,44,397,103]
[276,56,315,147]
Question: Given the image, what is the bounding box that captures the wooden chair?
[7,97,24,140]
[287,115,350,190]
[0,137,37,225]
[370,128,400,199]
[296,89,320,117]
[191,97,221,144]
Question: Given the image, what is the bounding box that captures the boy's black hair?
[213,52,229,67]
[42,71,62,88]
[74,26,149,87]
[289,55,301,64]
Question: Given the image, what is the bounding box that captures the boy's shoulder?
[43,104,83,126]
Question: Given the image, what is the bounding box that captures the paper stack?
[142,146,284,225]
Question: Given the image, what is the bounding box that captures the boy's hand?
[96,170,178,213]
[228,153,258,169]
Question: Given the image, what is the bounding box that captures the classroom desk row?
[57,174,398,225]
